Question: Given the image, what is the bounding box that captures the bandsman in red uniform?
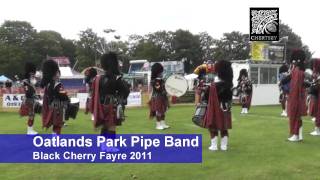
[91,52,130,151]
[203,60,233,151]
[84,67,97,121]
[193,60,215,104]
[41,60,69,134]
[280,49,308,142]
[309,58,320,136]
[19,62,39,135]
[237,69,252,114]
[148,63,170,130]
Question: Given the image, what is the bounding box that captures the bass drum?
[165,74,188,97]
[65,98,80,120]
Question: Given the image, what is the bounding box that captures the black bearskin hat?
[84,67,97,83]
[290,49,306,70]
[41,59,59,88]
[215,60,233,83]
[237,69,248,81]
[151,63,164,80]
[24,62,36,79]
[100,52,120,75]
[279,64,289,74]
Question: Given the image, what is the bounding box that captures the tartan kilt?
[148,96,168,119]
[19,99,35,117]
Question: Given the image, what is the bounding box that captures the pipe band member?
[279,64,290,117]
[20,62,38,135]
[307,61,318,122]
[84,67,97,121]
[237,69,252,114]
[309,58,320,136]
[203,60,233,151]
[91,52,130,151]
[193,60,215,104]
[280,49,308,142]
[149,63,170,130]
[41,60,69,134]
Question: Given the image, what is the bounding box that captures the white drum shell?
[165,74,188,97]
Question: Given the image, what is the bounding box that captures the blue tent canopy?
[0,75,11,82]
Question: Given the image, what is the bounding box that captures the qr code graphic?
[250,8,279,41]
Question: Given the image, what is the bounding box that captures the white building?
[232,60,282,105]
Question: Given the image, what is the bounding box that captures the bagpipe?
[232,78,252,97]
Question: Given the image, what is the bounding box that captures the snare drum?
[65,98,80,120]
[34,100,42,114]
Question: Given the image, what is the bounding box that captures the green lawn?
[0,105,320,180]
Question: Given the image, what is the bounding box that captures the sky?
[1,0,319,57]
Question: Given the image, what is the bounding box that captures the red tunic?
[314,88,320,127]
[203,84,232,130]
[19,99,34,117]
[287,67,306,119]
[309,96,317,117]
[41,87,64,129]
[91,75,117,128]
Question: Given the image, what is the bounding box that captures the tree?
[171,29,202,72]
[0,20,36,46]
[34,31,64,57]
[0,21,39,78]
[0,21,77,77]
[199,32,216,61]
[279,22,312,62]
[129,31,173,62]
[146,31,173,61]
[131,40,162,60]
[61,39,77,65]
[213,31,250,61]
[0,44,27,78]
[75,28,101,71]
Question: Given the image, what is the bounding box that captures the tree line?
[0,20,312,78]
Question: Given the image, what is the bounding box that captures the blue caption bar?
[0,134,202,163]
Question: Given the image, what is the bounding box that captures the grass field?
[0,105,320,180]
